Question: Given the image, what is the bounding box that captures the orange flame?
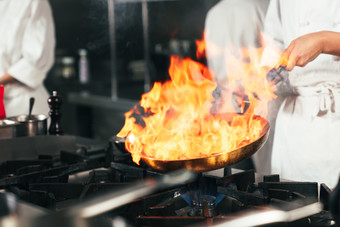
[117,36,277,165]
[196,34,206,60]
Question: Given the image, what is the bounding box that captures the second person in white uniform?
[0,0,55,117]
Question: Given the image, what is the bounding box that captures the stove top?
[0,135,337,227]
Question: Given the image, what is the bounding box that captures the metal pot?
[8,114,47,137]
[0,119,19,139]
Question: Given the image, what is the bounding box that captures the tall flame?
[117,36,277,165]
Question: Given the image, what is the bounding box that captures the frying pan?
[113,113,270,172]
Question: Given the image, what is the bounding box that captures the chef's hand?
[283,32,323,71]
[0,72,17,85]
[283,31,340,71]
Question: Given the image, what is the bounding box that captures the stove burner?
[189,195,217,217]
[192,195,216,208]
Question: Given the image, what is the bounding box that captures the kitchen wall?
[46,0,111,136]
[46,0,220,141]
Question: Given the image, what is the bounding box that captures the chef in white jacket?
[262,0,340,188]
[0,0,55,117]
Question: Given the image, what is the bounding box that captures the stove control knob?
[48,91,64,135]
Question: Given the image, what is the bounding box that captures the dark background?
[45,0,219,141]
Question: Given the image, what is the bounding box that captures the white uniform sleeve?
[7,0,55,88]
[261,0,285,67]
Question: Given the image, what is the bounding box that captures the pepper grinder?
[48,91,64,135]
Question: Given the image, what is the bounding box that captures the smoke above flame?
[117,35,278,165]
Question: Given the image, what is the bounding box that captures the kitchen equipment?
[29,170,197,227]
[47,91,63,135]
[111,135,127,154]
[4,96,47,137]
[28,97,35,119]
[0,192,20,227]
[216,176,340,227]
[0,85,6,120]
[0,119,19,139]
[231,91,250,115]
[8,114,47,137]
[0,135,335,227]
[113,113,270,172]
[0,135,78,162]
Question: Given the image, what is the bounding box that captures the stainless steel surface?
[214,202,323,227]
[0,192,17,217]
[0,192,49,227]
[0,119,18,138]
[8,114,47,137]
[0,135,105,163]
[0,135,77,162]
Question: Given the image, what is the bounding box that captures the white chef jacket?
[262,0,340,189]
[205,0,270,81]
[205,0,274,175]
[0,0,55,117]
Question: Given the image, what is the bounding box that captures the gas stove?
[0,135,337,227]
